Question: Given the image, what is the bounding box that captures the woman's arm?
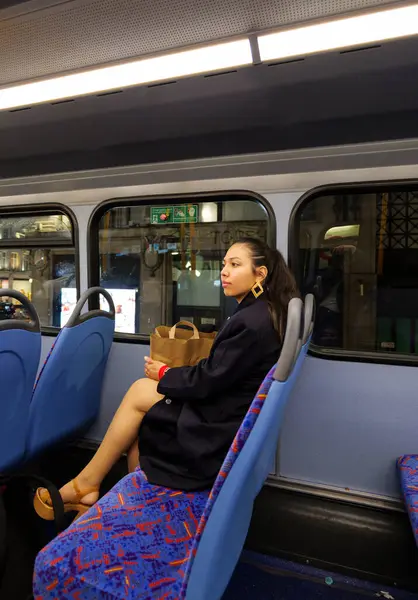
[157,323,260,401]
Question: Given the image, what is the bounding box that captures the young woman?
[33,237,298,519]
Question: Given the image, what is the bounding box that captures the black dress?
[138,293,281,491]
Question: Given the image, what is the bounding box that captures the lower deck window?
[0,211,77,328]
[293,188,418,357]
[92,197,271,335]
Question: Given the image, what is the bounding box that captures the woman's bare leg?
[50,378,163,505]
[127,440,140,473]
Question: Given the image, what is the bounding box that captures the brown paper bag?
[150,320,216,367]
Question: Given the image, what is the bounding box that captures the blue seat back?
[0,290,41,472]
[26,287,115,459]
[185,296,307,600]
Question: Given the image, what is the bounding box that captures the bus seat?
[289,292,315,382]
[33,296,307,600]
[0,290,41,473]
[397,455,418,546]
[186,294,311,600]
[26,287,115,460]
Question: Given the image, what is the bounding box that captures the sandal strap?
[70,478,99,501]
[39,479,99,507]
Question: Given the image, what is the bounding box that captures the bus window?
[0,209,78,329]
[292,188,418,358]
[90,196,272,336]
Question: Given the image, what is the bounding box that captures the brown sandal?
[33,478,99,521]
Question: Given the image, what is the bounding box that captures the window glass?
[0,214,72,243]
[0,212,77,328]
[295,189,418,356]
[96,199,269,335]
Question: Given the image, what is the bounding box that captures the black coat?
[138,294,281,491]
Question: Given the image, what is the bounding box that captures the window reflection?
[97,199,269,335]
[0,212,76,327]
[0,214,71,243]
[296,190,418,356]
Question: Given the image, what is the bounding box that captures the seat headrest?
[274,297,303,382]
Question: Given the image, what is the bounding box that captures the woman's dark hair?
[236,237,299,339]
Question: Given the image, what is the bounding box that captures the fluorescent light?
[201,202,218,222]
[0,39,252,111]
[325,224,360,239]
[258,4,418,61]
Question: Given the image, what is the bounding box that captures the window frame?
[289,180,418,367]
[0,202,80,336]
[88,190,276,344]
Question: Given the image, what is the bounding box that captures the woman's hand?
[144,356,166,381]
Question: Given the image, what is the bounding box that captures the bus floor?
[223,550,418,600]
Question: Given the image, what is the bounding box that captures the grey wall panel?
[279,355,418,499]
[86,341,149,441]
[0,0,403,85]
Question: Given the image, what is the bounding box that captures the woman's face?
[221,243,265,302]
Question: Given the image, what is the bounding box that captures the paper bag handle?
[169,321,200,339]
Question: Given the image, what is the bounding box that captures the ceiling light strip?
[258,3,418,62]
[0,38,252,111]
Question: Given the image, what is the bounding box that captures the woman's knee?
[130,377,157,395]
[127,378,163,412]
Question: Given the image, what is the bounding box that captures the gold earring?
[251,282,264,298]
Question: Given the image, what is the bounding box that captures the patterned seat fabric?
[398,455,418,546]
[33,365,276,599]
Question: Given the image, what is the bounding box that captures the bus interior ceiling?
[1,0,418,175]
